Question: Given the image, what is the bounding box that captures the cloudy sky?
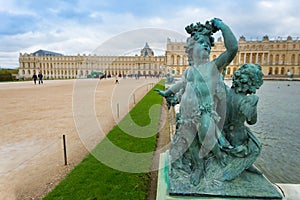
[1,0,300,68]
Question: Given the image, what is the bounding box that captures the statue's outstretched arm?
[155,69,188,97]
[155,80,185,97]
[212,18,238,72]
[154,80,186,109]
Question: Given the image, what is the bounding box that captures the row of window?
[226,67,299,75]
[20,56,165,62]
[167,66,299,76]
[21,68,161,76]
[21,64,164,72]
[238,44,300,50]
[22,70,78,76]
[168,43,300,51]
[166,53,300,65]
[21,62,163,69]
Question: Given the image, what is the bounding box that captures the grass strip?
[44,80,165,200]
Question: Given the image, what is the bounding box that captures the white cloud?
[258,0,273,8]
[148,17,166,26]
[0,0,34,15]
[1,0,300,68]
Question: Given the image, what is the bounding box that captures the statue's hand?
[154,88,166,97]
[211,18,223,31]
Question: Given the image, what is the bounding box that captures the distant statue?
[165,73,175,84]
[155,18,238,186]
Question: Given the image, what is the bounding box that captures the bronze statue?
[156,18,238,185]
[156,18,282,199]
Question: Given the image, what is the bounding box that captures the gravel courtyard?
[0,78,159,199]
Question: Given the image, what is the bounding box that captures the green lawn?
[44,80,165,200]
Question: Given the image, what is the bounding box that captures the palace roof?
[32,49,63,56]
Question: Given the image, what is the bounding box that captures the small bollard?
[133,94,136,104]
[63,135,68,165]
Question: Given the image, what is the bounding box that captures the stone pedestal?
[156,150,283,200]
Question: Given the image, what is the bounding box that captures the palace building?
[166,35,300,77]
[19,36,300,79]
[18,43,165,79]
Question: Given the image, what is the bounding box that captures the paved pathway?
[0,78,159,199]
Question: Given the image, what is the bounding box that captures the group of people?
[32,72,43,85]
[156,18,264,185]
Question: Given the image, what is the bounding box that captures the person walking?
[115,76,119,84]
[38,72,43,84]
[32,73,37,84]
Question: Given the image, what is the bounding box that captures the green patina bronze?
[155,18,283,199]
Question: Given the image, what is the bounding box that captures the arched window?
[257,53,262,64]
[252,53,257,63]
[291,54,296,64]
[268,67,273,75]
[226,68,231,75]
[274,67,279,75]
[171,55,175,65]
[177,56,180,65]
[281,54,285,64]
[246,53,250,63]
[275,54,279,64]
[269,54,273,65]
[280,67,285,75]
[291,67,295,74]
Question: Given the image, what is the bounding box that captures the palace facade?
[19,36,300,79]
[19,43,165,79]
[166,35,300,77]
